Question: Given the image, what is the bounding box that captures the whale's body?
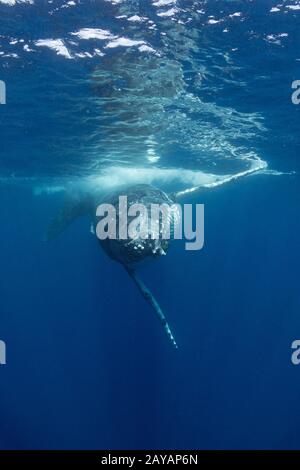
[46,160,264,349]
[47,183,179,347]
[92,184,176,267]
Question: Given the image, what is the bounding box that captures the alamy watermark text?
[291,80,300,105]
[96,197,204,251]
[0,81,6,105]
[0,340,6,365]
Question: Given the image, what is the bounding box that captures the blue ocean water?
[0,0,300,450]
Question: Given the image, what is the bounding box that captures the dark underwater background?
[0,0,300,450]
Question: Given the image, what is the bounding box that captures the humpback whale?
[42,11,269,348]
[47,183,180,348]
[46,160,265,349]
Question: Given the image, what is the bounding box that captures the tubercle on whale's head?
[103,233,172,267]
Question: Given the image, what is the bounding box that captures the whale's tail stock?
[44,193,92,241]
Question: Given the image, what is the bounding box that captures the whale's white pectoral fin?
[124,265,178,349]
[45,195,91,241]
[174,158,268,200]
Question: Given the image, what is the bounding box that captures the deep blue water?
[0,0,300,450]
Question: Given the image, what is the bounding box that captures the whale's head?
[95,184,179,267]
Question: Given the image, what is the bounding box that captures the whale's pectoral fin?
[174,160,267,200]
[124,265,178,349]
[45,195,92,241]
